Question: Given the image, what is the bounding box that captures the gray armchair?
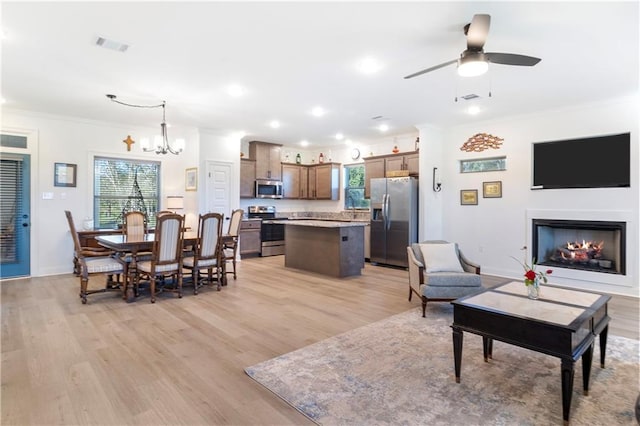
[407,240,482,317]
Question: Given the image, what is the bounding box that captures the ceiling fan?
[404,14,541,79]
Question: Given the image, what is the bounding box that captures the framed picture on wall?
[483,181,502,198]
[185,167,197,191]
[54,162,77,187]
[460,189,478,205]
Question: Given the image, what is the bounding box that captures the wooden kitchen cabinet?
[364,157,385,199]
[239,220,261,256]
[308,163,340,200]
[249,141,282,180]
[364,151,419,198]
[403,153,419,174]
[282,163,306,199]
[384,152,419,173]
[240,159,256,198]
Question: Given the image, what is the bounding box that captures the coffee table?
[451,281,610,425]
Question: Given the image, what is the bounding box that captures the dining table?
[96,231,199,302]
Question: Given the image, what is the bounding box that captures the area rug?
[245,304,639,425]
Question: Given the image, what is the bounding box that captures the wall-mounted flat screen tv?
[532,132,630,189]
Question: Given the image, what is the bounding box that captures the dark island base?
[284,224,364,278]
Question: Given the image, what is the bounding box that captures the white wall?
[1,109,201,276]
[425,95,639,297]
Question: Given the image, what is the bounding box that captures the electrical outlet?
[42,192,53,200]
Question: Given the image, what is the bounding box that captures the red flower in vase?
[512,254,553,287]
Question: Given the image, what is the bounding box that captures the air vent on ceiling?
[371,115,384,120]
[95,37,129,52]
[460,94,480,101]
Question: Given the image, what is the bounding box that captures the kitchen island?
[283,220,367,278]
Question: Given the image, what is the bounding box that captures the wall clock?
[351,148,360,160]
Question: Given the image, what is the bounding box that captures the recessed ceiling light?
[335,133,344,140]
[358,56,383,74]
[378,124,389,132]
[269,120,281,129]
[300,140,309,147]
[311,106,325,117]
[467,106,481,115]
[227,84,245,97]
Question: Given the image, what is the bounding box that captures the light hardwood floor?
[2,256,638,425]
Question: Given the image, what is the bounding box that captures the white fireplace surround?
[526,209,635,290]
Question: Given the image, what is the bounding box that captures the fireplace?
[532,219,625,275]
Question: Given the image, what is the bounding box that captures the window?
[460,156,506,173]
[344,164,370,209]
[94,157,160,229]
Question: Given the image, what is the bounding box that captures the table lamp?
[166,195,184,213]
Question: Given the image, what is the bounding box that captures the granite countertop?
[282,220,368,228]
[284,217,370,223]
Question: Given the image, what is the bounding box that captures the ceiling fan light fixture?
[457,54,489,77]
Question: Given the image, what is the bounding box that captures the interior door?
[205,161,233,226]
[0,153,31,278]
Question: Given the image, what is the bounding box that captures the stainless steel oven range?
[247,206,286,256]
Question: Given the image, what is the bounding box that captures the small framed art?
[460,189,478,205]
[483,181,502,198]
[54,163,77,187]
[185,167,197,191]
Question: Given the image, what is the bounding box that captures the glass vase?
[527,280,540,300]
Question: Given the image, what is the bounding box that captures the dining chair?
[123,211,147,238]
[133,212,184,303]
[183,212,224,293]
[221,208,244,281]
[64,210,124,304]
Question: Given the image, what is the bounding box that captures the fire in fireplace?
[532,219,625,275]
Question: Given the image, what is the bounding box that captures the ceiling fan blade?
[404,59,458,79]
[466,14,491,51]
[485,52,541,66]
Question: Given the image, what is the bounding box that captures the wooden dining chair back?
[183,212,224,293]
[123,211,147,238]
[134,213,184,303]
[222,208,244,281]
[64,210,124,304]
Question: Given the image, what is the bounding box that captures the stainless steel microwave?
[255,180,283,199]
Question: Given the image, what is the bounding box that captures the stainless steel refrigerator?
[370,177,418,267]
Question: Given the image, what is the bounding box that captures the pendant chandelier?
[106,94,184,155]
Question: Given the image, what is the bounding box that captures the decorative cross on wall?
[123,135,135,151]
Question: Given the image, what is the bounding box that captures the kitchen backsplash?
[277,210,370,221]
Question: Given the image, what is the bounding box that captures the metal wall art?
[460,133,504,152]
